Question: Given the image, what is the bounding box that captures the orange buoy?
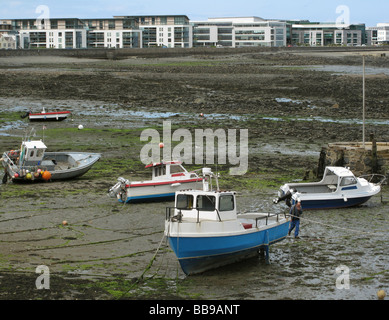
[42,170,51,181]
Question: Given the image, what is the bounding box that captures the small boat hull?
[122,179,202,203]
[28,111,71,121]
[2,152,101,182]
[108,161,203,204]
[168,221,289,275]
[291,195,373,210]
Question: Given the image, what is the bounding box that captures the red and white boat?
[108,161,203,203]
[22,108,71,121]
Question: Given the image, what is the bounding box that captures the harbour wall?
[317,134,389,179]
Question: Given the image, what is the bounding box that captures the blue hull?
[168,222,289,275]
[119,192,175,204]
[293,196,372,210]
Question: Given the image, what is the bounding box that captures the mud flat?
[0,47,388,300]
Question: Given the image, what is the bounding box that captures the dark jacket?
[290,204,303,221]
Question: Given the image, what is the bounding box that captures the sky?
[1,0,388,27]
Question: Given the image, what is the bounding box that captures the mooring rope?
[286,213,389,237]
[117,231,167,299]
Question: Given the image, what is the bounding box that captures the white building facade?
[193,17,286,47]
[367,23,389,45]
[290,22,366,46]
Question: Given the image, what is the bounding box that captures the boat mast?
[362,55,366,148]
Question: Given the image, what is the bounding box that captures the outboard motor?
[20,111,30,119]
[273,189,296,207]
[108,177,130,199]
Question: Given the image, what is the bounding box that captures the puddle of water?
[265,104,389,126]
[1,99,246,133]
[251,142,320,157]
[0,120,28,136]
[306,64,389,76]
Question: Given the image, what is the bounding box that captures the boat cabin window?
[219,195,234,211]
[340,176,357,186]
[176,194,194,210]
[36,149,44,158]
[27,148,44,160]
[170,164,185,174]
[196,195,216,211]
[154,165,166,177]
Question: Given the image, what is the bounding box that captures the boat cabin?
[21,140,47,166]
[281,166,361,195]
[145,161,194,181]
[316,167,359,192]
[172,189,237,222]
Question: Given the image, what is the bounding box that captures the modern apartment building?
[290,21,366,46]
[0,14,384,49]
[118,15,192,48]
[83,17,141,48]
[367,23,389,46]
[12,18,88,49]
[7,15,191,49]
[192,17,286,47]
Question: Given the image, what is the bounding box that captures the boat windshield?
[154,165,166,177]
[196,195,216,211]
[219,195,234,211]
[340,176,357,186]
[176,194,194,210]
[170,165,185,174]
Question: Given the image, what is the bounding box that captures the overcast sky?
[1,0,387,26]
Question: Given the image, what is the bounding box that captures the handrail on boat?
[165,206,222,223]
[2,152,16,167]
[252,212,287,227]
[358,173,387,185]
[166,207,288,228]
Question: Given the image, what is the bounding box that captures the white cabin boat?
[274,166,385,210]
[108,161,203,203]
[1,139,100,183]
[165,168,290,275]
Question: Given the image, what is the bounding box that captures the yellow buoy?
[26,172,32,180]
[377,289,386,300]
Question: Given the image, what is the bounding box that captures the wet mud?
[0,48,388,300]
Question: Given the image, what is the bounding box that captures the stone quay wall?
[317,139,389,179]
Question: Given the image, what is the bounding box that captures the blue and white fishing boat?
[274,166,385,210]
[164,168,290,275]
[108,161,203,203]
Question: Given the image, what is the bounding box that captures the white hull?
[121,178,202,202]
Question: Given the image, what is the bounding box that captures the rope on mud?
[286,214,389,237]
[117,232,167,300]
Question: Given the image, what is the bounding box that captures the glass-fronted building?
[290,21,366,46]
[192,17,286,47]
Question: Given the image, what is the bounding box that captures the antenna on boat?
[202,168,219,192]
[23,127,36,143]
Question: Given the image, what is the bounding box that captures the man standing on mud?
[288,200,303,238]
